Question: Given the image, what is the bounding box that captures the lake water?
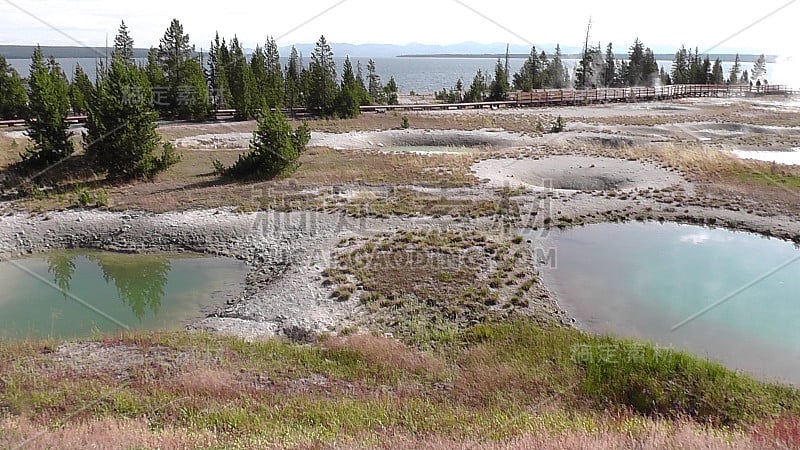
[536,222,800,385]
[5,56,761,94]
[0,250,248,340]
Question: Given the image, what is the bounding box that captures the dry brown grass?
[340,423,762,449]
[171,368,239,397]
[581,141,800,216]
[324,334,447,377]
[0,417,214,450]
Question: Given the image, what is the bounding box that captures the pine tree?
[113,20,135,63]
[642,48,658,86]
[264,36,284,108]
[513,46,540,91]
[182,57,210,120]
[250,44,268,106]
[575,20,593,89]
[85,23,179,180]
[711,58,724,85]
[602,43,616,87]
[700,55,712,84]
[728,53,741,84]
[545,44,568,88]
[627,38,645,86]
[659,66,671,85]
[0,55,29,119]
[464,70,487,102]
[284,46,303,116]
[366,59,384,104]
[384,76,399,105]
[336,56,361,118]
[157,19,207,119]
[355,60,371,105]
[616,59,630,87]
[307,35,338,116]
[538,51,551,87]
[228,36,256,120]
[207,32,230,110]
[489,57,509,100]
[229,109,311,178]
[688,47,704,84]
[68,63,94,114]
[576,44,603,89]
[751,54,767,83]
[671,45,690,85]
[22,46,73,170]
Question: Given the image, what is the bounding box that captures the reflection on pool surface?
[0,250,248,340]
[535,222,800,385]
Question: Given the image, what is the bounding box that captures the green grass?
[2,322,799,448]
[736,171,800,190]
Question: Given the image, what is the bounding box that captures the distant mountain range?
[0,45,151,59]
[0,43,775,63]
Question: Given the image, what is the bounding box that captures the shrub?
[228,110,311,178]
[401,115,410,129]
[550,116,566,133]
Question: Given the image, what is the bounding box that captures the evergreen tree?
[227,36,256,120]
[700,55,712,84]
[538,51,551,87]
[488,57,509,100]
[728,53,741,84]
[671,45,690,85]
[0,55,29,119]
[659,66,671,86]
[113,20,135,63]
[250,44,268,106]
[384,76,399,105]
[336,56,361,118]
[157,19,208,119]
[284,46,303,116]
[688,47,704,84]
[751,54,767,83]
[366,59,384,104]
[602,43,616,87]
[181,57,211,120]
[307,35,338,116]
[144,47,167,114]
[513,46,541,91]
[575,21,594,89]
[741,70,749,84]
[545,44,568,88]
[207,32,230,109]
[464,69,487,102]
[85,23,179,180]
[616,59,630,87]
[576,44,603,89]
[229,109,310,178]
[264,36,284,108]
[642,48,658,86]
[22,46,73,169]
[711,58,724,85]
[627,38,645,86]
[68,63,93,114]
[355,60,371,105]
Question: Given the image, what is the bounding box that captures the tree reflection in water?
[45,251,171,320]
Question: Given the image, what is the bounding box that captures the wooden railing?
[0,85,795,127]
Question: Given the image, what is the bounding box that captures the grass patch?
[323,229,557,347]
[2,323,799,448]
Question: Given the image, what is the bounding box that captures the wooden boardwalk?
[1,84,795,128]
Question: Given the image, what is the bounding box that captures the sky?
[1,0,798,56]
